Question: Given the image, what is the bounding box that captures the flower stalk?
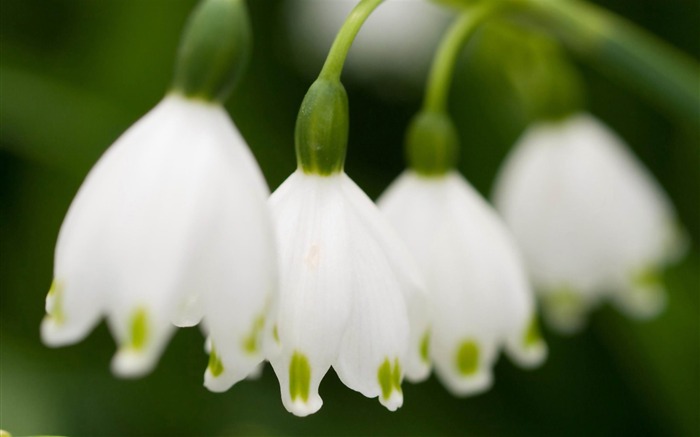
[406,3,501,176]
[295,0,384,175]
[423,3,503,114]
[318,0,384,82]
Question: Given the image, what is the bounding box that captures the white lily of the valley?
[267,170,428,417]
[41,94,277,381]
[492,113,686,333]
[379,170,546,396]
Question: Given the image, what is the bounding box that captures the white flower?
[266,170,428,417]
[41,94,277,382]
[492,113,686,333]
[284,0,451,91]
[378,170,546,396]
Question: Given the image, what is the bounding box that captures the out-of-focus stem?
[520,0,700,125]
[423,2,503,113]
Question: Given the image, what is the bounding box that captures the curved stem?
[423,2,502,113]
[519,0,700,125]
[319,0,384,82]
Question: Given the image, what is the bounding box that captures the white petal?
[609,269,667,319]
[268,172,353,417]
[41,279,102,347]
[198,124,277,392]
[46,94,275,378]
[504,314,548,369]
[171,293,203,328]
[493,113,683,329]
[379,171,546,395]
[342,174,430,383]
[333,183,410,411]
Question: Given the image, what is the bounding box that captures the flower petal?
[46,94,275,378]
[197,122,277,392]
[493,113,684,331]
[342,174,430,383]
[379,171,546,394]
[333,199,410,411]
[268,172,353,416]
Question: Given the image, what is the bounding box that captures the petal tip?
[510,343,548,369]
[40,316,85,347]
[614,285,667,320]
[287,397,323,417]
[111,348,156,379]
[442,369,494,397]
[379,390,404,412]
[404,362,431,383]
[204,368,237,393]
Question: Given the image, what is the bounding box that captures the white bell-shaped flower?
[41,94,277,380]
[267,170,428,417]
[379,171,546,396]
[492,113,686,333]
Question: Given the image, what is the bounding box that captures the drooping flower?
[42,93,276,379]
[42,0,277,384]
[492,113,686,333]
[379,170,546,396]
[270,0,431,412]
[266,169,428,416]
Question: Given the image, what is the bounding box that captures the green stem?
[520,0,700,124]
[319,0,384,82]
[423,2,502,113]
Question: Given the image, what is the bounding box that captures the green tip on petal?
[208,346,225,377]
[289,351,311,402]
[242,314,265,354]
[378,358,403,401]
[378,359,393,400]
[541,285,589,333]
[456,340,480,376]
[392,359,402,392]
[632,267,663,289]
[46,280,65,325]
[524,315,543,347]
[128,308,149,351]
[420,331,431,364]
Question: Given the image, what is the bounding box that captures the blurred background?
[1,0,698,435]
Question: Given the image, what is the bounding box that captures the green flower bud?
[405,110,459,176]
[171,0,252,102]
[295,79,349,176]
[537,56,585,121]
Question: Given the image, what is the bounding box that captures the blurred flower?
[492,113,686,333]
[266,170,427,416]
[284,0,452,94]
[41,93,277,380]
[379,170,546,395]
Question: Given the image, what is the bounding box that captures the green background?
[1,0,698,435]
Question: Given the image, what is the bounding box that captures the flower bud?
[171,0,252,102]
[295,79,349,175]
[405,110,459,176]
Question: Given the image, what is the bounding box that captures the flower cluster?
[40,0,687,419]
